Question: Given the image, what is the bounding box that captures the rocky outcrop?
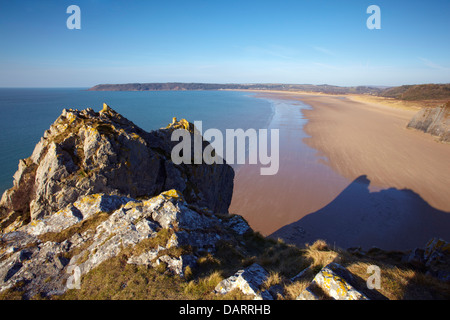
[1,103,448,300]
[407,102,450,142]
[402,238,450,282]
[296,263,369,300]
[0,104,237,298]
[214,263,274,300]
[0,104,234,232]
[0,188,250,298]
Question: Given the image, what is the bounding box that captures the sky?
[0,0,449,87]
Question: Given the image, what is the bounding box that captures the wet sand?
[229,92,450,250]
[229,97,350,235]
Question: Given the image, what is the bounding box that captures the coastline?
[230,91,450,250]
[229,95,351,237]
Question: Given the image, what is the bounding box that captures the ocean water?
[0,88,274,195]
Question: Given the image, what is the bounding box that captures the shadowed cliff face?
[0,104,234,232]
[270,175,450,251]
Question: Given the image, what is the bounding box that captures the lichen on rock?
[0,104,234,232]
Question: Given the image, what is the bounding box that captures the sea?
[0,88,274,195]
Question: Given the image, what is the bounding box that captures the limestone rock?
[0,105,234,231]
[296,287,320,300]
[24,194,132,236]
[297,263,369,300]
[127,245,166,265]
[155,254,197,277]
[423,238,450,282]
[407,102,450,142]
[223,215,250,235]
[214,263,273,300]
[0,186,252,298]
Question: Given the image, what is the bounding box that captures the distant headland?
[88,82,450,101]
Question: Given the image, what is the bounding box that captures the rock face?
[0,104,237,298]
[407,102,450,142]
[403,238,450,282]
[214,263,274,300]
[0,104,234,232]
[0,188,250,298]
[296,263,369,300]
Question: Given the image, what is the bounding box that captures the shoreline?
[230,91,450,250]
[229,95,351,237]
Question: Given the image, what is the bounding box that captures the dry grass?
[38,212,110,244]
[28,233,450,300]
[184,271,223,298]
[303,240,340,271]
[262,271,282,290]
[284,280,310,300]
[346,260,450,300]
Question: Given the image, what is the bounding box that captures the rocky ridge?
[0,104,236,298]
[0,103,234,232]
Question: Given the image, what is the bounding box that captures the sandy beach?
[230,92,450,250]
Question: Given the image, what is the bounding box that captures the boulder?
[297,263,369,300]
[214,263,273,300]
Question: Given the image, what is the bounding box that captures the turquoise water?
[0,89,274,194]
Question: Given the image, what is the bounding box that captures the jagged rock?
[296,287,320,300]
[0,104,234,231]
[127,245,166,265]
[424,238,450,260]
[0,186,249,298]
[0,105,241,298]
[214,263,273,300]
[402,238,450,282]
[167,231,221,251]
[24,194,132,236]
[407,102,450,142]
[423,238,450,282]
[155,254,197,277]
[223,215,250,235]
[150,190,216,230]
[297,263,369,300]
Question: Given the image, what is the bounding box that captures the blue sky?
[0,0,449,87]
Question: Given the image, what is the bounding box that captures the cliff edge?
[407,101,450,142]
[0,104,234,232]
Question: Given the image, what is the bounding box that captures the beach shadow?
[269,175,450,251]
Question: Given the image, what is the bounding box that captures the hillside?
[0,105,449,300]
[380,84,450,101]
[89,82,450,102]
[88,83,383,95]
